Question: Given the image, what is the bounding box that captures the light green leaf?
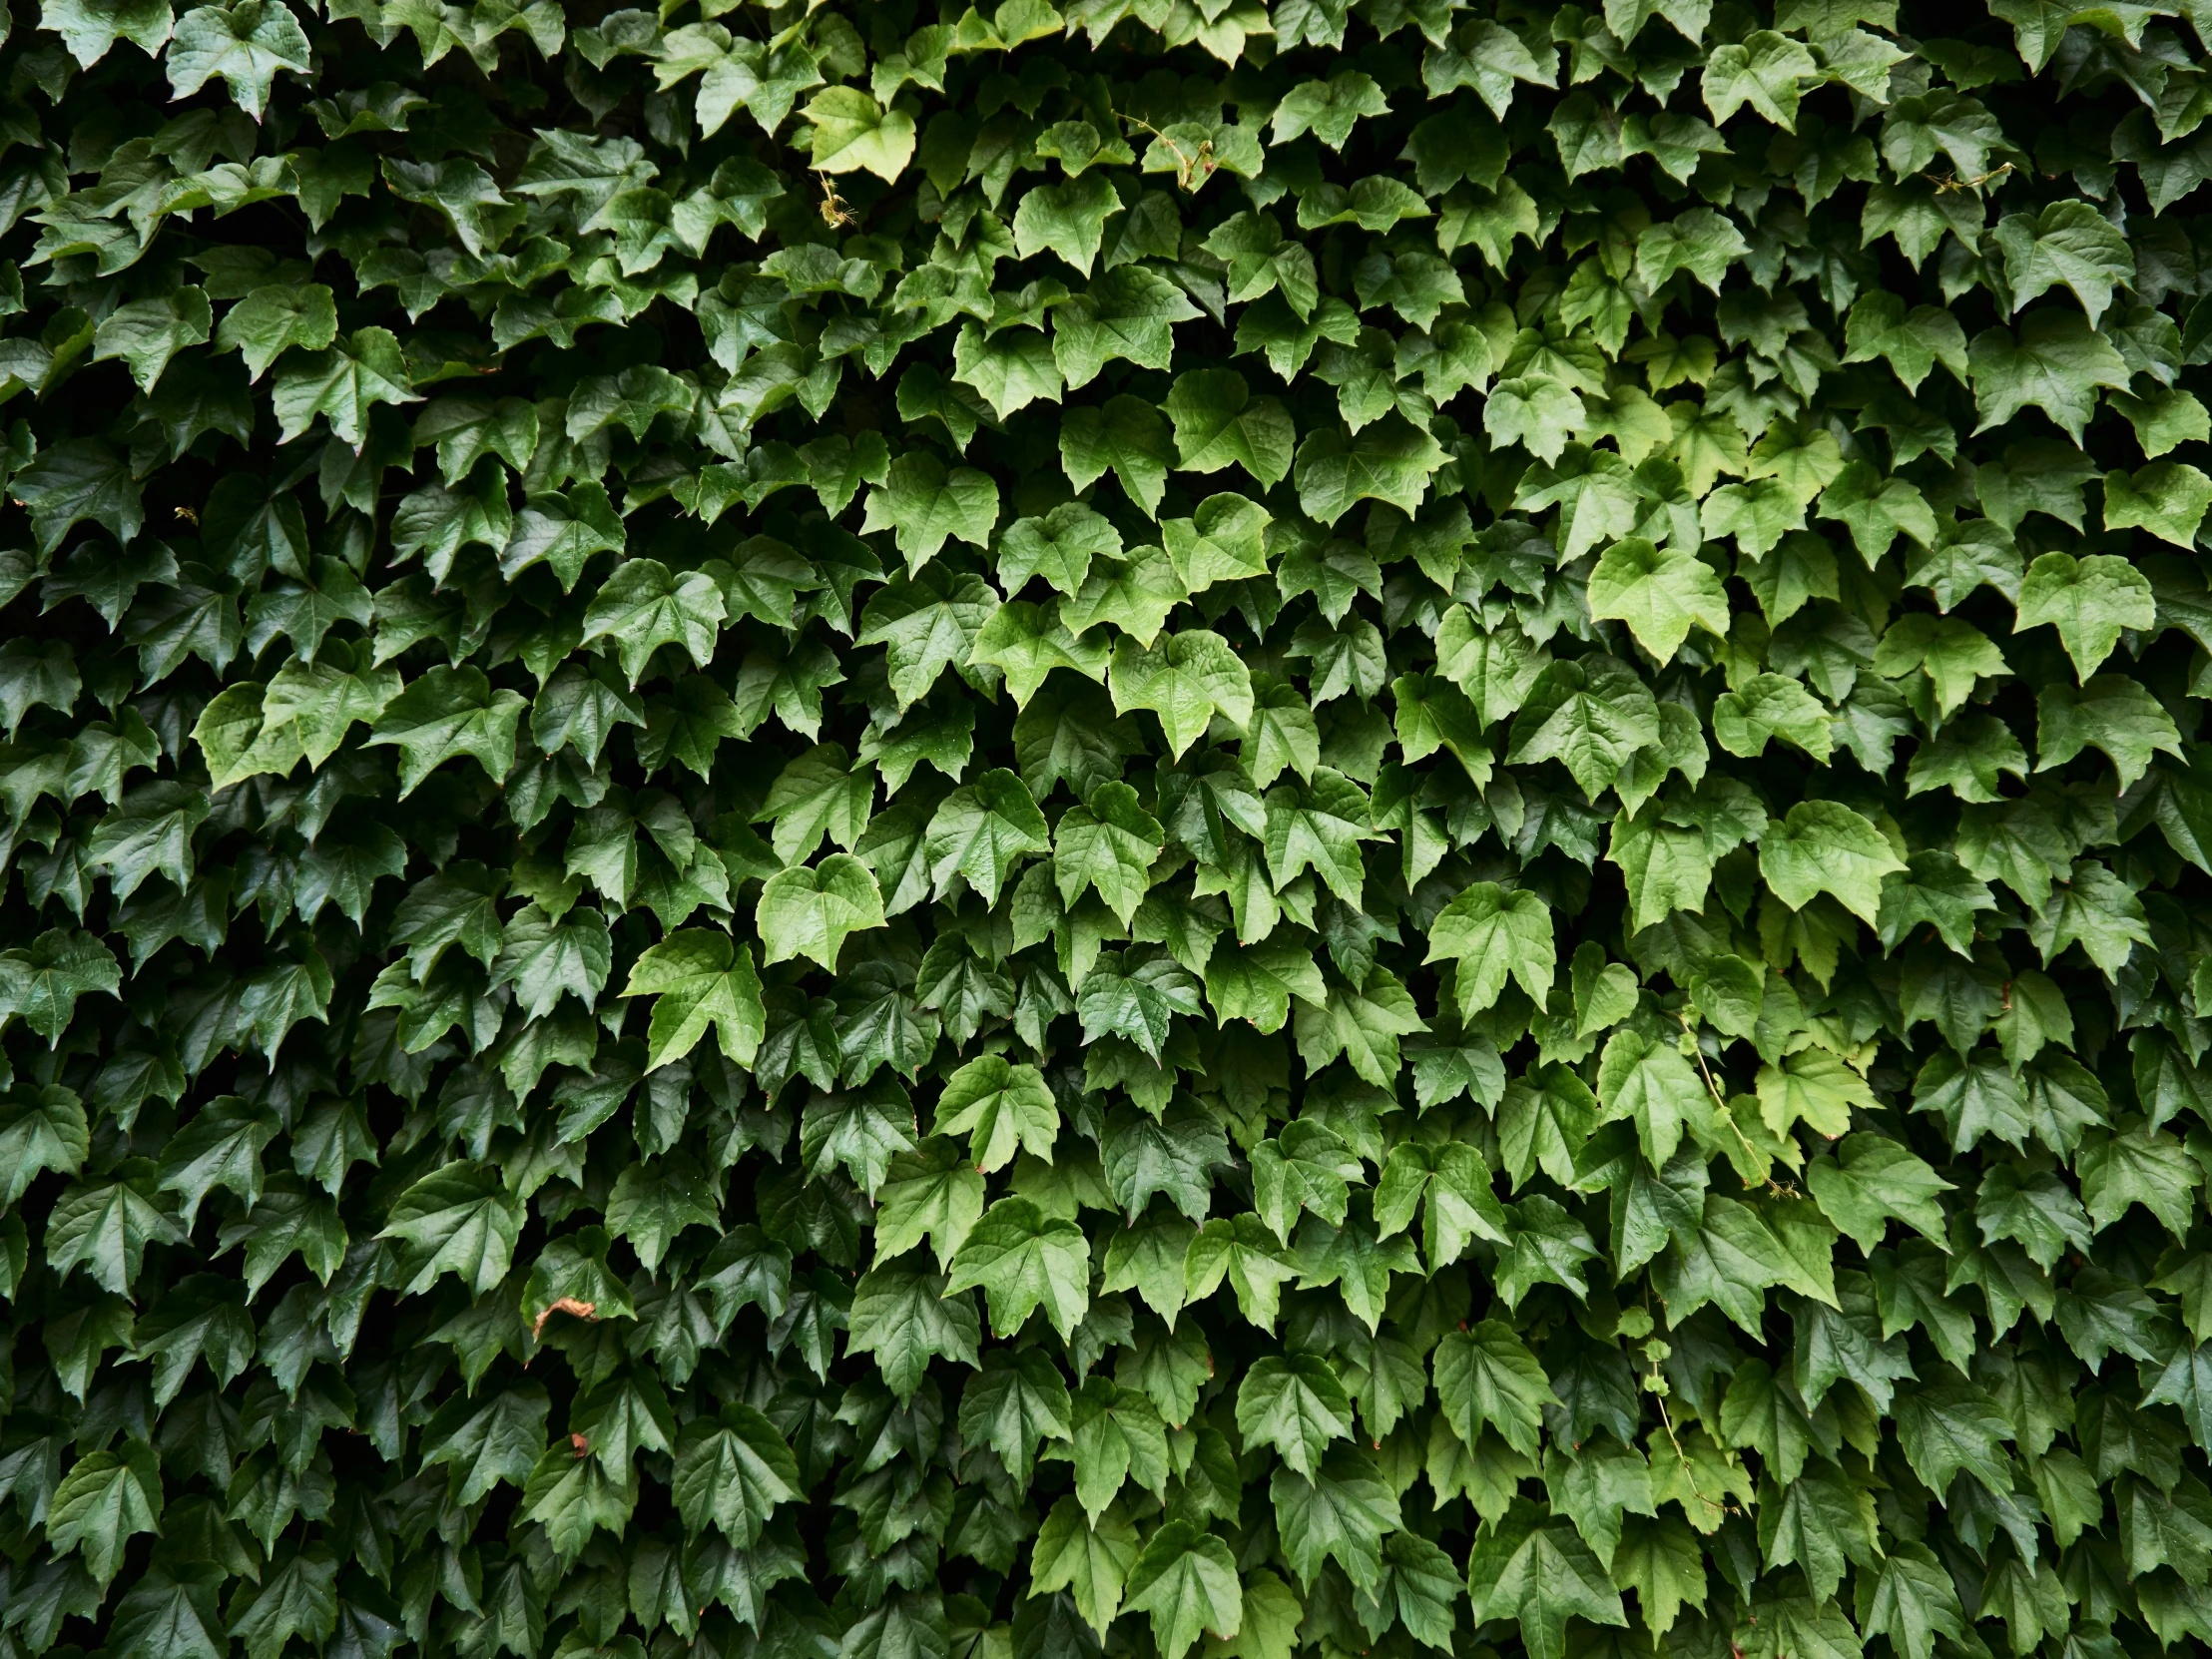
[1164,369,1297,488]
[1758,801,1905,925]
[166,0,311,119]
[933,1055,1059,1173]
[2014,550,2157,679]
[1587,537,1730,663]
[2103,461,2212,551]
[1124,1521,1243,1659]
[758,854,887,970]
[804,87,916,181]
[620,929,767,1069]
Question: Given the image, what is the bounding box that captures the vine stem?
[1674,1009,1794,1198]
[1931,161,2015,194]
[1114,110,1216,192]
[1646,1344,1735,1529]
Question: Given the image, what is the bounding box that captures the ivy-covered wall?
[2,1,2212,1658]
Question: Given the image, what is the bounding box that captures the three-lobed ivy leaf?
[621,929,767,1069]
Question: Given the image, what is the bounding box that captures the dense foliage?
[8,0,2212,1657]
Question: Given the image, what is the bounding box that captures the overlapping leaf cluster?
[6,0,2212,1656]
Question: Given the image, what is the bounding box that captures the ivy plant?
[1,2,2211,1659]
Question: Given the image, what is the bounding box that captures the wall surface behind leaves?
[1,2,2211,1659]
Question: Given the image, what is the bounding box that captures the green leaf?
[925,768,1051,905]
[971,599,1098,712]
[1054,780,1164,926]
[1054,267,1200,386]
[1252,1119,1363,1242]
[366,665,524,795]
[1273,71,1389,150]
[1080,951,1206,1062]
[1292,416,1447,526]
[1855,1544,1967,1659]
[0,1084,90,1208]
[1062,395,1175,516]
[1759,1462,1878,1600]
[0,929,122,1043]
[43,0,175,67]
[859,569,997,710]
[1892,1380,2013,1495]
[2078,1121,2199,1236]
[95,287,214,392]
[1843,291,1968,394]
[2014,550,2157,680]
[1505,654,1661,799]
[1702,478,1807,559]
[419,1382,551,1503]
[1758,1048,1876,1139]
[1237,1353,1356,1476]
[998,501,1122,597]
[2036,675,2181,792]
[874,1140,985,1269]
[47,1172,185,1295]
[620,930,767,1069]
[1713,672,1831,762]
[848,1265,982,1397]
[670,1404,803,1542]
[1427,881,1554,1016]
[1164,369,1296,488]
[1484,375,1585,464]
[804,87,916,181]
[1806,1132,1953,1252]
[1012,173,1121,277]
[1994,200,2134,328]
[2110,385,2211,458]
[758,854,886,970]
[1110,632,1256,760]
[2025,857,2152,974]
[1295,966,1426,1091]
[1587,538,1731,664]
[1269,1445,1400,1590]
[109,1564,227,1659]
[1432,1320,1555,1460]
[945,1196,1091,1339]
[1162,494,1271,595]
[271,326,419,447]
[1463,1498,1628,1659]
[954,321,1064,421]
[958,1347,1072,1482]
[1062,543,1188,648]
[1968,309,2131,443]
[1757,800,1905,925]
[166,0,311,119]
[581,558,726,685]
[377,1162,525,1296]
[1595,1028,1707,1168]
[1185,1213,1300,1331]
[1070,1372,1171,1517]
[1205,938,1329,1034]
[1124,1520,1243,1659]
[13,439,145,553]
[2104,460,2212,550]
[800,1080,917,1196]
[213,283,334,381]
[48,1441,163,1585]
[1031,1496,1142,1633]
[933,1055,1060,1173]
[1375,1139,1509,1263]
[861,452,1002,570]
